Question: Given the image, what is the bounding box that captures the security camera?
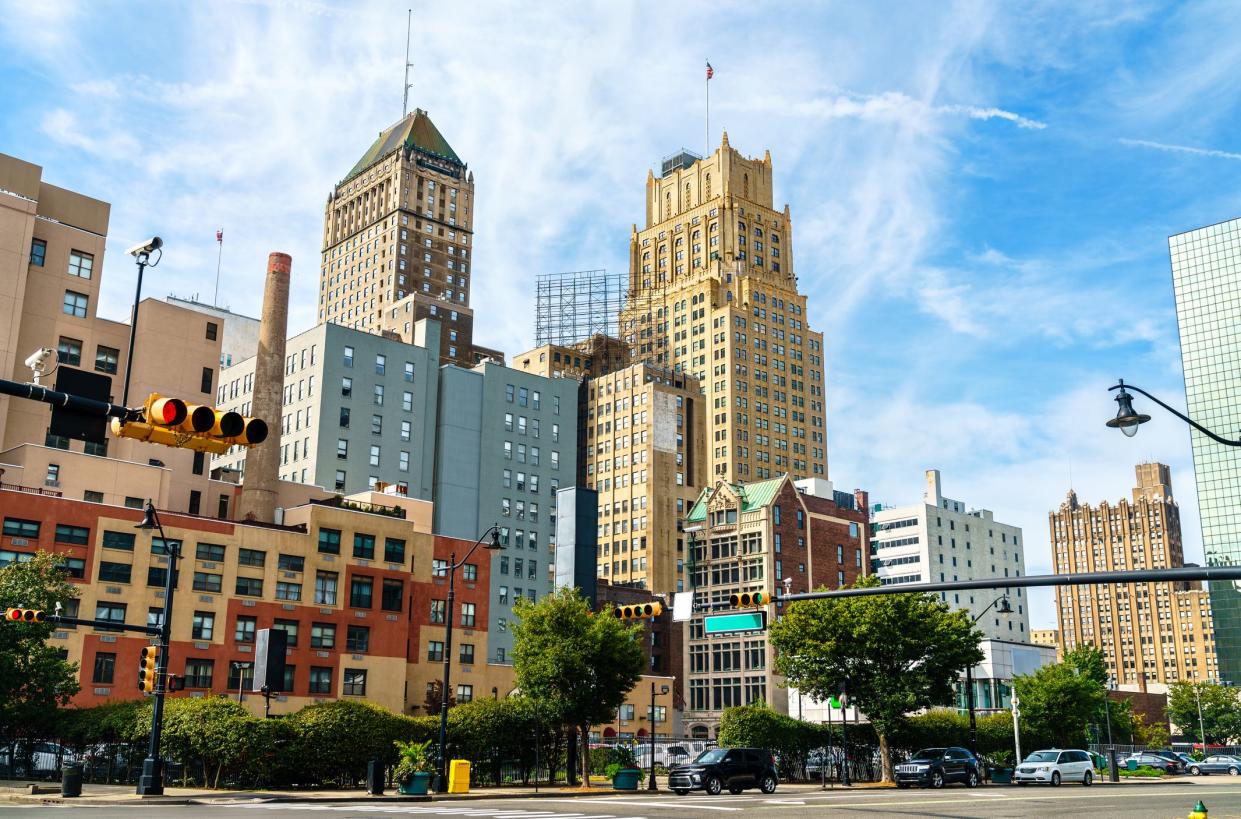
[25,347,55,384]
[126,236,163,257]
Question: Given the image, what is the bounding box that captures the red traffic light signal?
[4,607,46,623]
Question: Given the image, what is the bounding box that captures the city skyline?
[5,1,1241,628]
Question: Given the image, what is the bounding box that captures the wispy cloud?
[1118,137,1241,162]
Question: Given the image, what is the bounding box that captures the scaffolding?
[534,269,627,347]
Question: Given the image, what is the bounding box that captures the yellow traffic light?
[112,394,268,454]
[611,601,664,621]
[729,590,770,607]
[138,645,160,692]
[4,607,45,623]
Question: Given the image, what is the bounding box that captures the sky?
[4,0,1241,629]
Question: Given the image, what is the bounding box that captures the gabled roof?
[687,475,791,522]
[342,108,462,184]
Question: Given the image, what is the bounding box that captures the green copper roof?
[343,109,462,183]
[687,475,790,522]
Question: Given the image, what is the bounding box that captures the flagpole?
[213,230,223,307]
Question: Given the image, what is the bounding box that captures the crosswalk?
[228,805,650,819]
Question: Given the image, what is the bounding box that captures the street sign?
[704,610,767,634]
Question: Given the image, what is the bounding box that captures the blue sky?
[4,1,1241,628]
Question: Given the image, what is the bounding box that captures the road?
[2,783,1239,818]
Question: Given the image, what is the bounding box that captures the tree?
[512,587,644,787]
[0,552,80,739]
[768,577,984,782]
[1012,662,1102,750]
[1167,681,1241,745]
[422,680,456,714]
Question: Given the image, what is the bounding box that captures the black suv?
[669,747,779,795]
[895,747,981,789]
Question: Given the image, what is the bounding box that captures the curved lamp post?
[966,594,1012,756]
[1107,380,1241,446]
[433,525,503,793]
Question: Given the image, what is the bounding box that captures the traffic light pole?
[137,504,180,796]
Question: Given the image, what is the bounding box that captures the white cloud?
[1118,137,1241,162]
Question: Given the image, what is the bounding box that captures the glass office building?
[1170,217,1241,684]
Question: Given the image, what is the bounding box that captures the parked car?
[668,747,779,795]
[1122,752,1180,774]
[1187,755,1241,776]
[1013,749,1094,786]
[894,747,981,789]
[1145,749,1187,772]
[0,743,77,778]
[1176,752,1196,767]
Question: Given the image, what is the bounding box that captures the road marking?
[767,799,804,804]
[542,797,740,811]
[227,806,631,819]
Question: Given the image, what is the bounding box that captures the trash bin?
[447,759,470,793]
[1126,759,1138,772]
[61,762,83,798]
[366,759,385,795]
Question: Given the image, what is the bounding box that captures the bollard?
[1189,800,1208,819]
[366,759,384,795]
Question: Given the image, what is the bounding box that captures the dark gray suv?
[669,747,779,795]
[894,747,981,789]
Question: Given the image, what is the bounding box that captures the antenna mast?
[402,9,413,117]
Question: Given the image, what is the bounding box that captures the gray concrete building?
[165,296,261,369]
[433,362,579,664]
[212,320,440,500]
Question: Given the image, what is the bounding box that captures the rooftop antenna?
[402,9,413,117]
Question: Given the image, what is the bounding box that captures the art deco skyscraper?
[620,134,827,483]
[319,109,501,367]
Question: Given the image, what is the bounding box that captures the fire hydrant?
[1189,800,1208,819]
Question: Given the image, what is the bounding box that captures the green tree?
[1012,662,1102,750]
[768,577,983,781]
[1167,681,1241,745]
[512,587,644,787]
[0,552,80,739]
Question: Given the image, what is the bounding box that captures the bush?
[286,699,420,787]
[590,745,636,775]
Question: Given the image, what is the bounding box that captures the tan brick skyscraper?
[620,134,826,483]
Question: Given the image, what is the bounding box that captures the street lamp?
[433,525,503,793]
[1106,379,1241,445]
[965,595,1012,756]
[135,500,180,796]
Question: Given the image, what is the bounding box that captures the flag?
[706,61,714,80]
[216,229,223,243]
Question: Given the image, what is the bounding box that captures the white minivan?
[1013,749,1094,786]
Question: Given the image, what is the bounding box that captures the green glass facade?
[1170,217,1241,684]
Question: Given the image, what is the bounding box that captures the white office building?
[871,469,1030,641]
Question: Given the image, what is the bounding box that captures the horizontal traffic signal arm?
[3,609,160,636]
[0,377,137,422]
[780,565,1241,602]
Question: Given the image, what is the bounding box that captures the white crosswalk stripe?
[225,805,639,819]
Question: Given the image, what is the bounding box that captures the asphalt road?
[3,783,1240,818]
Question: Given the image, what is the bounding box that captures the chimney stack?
[237,253,291,522]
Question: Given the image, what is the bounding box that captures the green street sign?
[704,610,767,634]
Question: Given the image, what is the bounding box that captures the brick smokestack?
[237,252,291,522]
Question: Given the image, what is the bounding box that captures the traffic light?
[111,393,268,455]
[138,645,160,692]
[4,607,45,623]
[611,601,664,621]
[729,590,771,607]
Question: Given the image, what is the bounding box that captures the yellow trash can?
[447,759,471,793]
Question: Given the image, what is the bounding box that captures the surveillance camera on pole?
[126,236,163,258]
[24,347,55,385]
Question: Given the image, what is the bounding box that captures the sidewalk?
[1,778,898,806]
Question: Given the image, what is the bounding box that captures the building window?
[427,640,444,662]
[343,346,354,367]
[57,337,82,366]
[98,561,132,583]
[369,445,380,466]
[274,619,299,646]
[460,602,476,627]
[381,578,403,612]
[310,623,336,649]
[342,377,353,398]
[191,571,222,593]
[275,581,301,601]
[94,345,120,374]
[201,367,214,394]
[55,524,90,545]
[309,666,332,694]
[235,576,263,597]
[196,542,226,561]
[350,576,373,608]
[374,385,384,405]
[430,599,446,624]
[384,537,406,564]
[227,662,254,691]
[343,668,367,696]
[206,322,218,341]
[278,554,304,573]
[318,528,342,554]
[102,530,135,551]
[2,518,39,538]
[238,548,266,567]
[346,625,370,653]
[94,601,127,630]
[353,533,376,559]
[192,611,215,640]
[375,354,386,375]
[314,571,338,605]
[456,684,473,703]
[235,615,257,642]
[459,643,474,665]
[185,659,214,689]
[63,290,88,317]
[30,238,46,266]
[68,250,94,279]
